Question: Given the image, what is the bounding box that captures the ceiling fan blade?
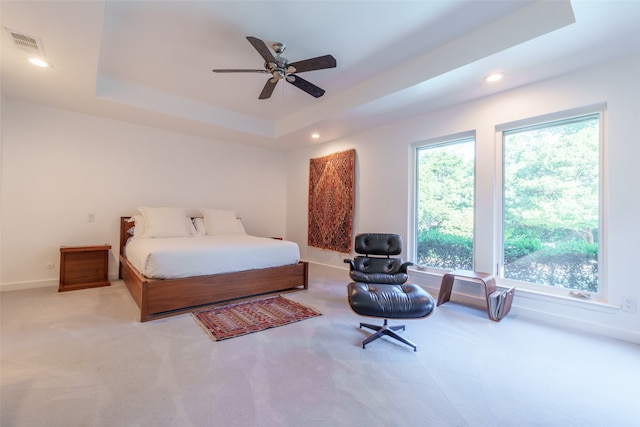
[259,78,278,100]
[287,75,325,98]
[212,69,269,73]
[246,36,276,64]
[288,55,336,73]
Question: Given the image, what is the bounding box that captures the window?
[414,137,475,270]
[500,113,601,293]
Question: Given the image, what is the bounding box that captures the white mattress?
[124,235,301,279]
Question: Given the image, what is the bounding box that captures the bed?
[119,214,308,322]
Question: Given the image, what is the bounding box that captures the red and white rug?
[192,295,321,341]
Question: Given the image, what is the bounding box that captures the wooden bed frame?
[118,216,309,322]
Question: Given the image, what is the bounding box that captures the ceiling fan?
[212,36,337,100]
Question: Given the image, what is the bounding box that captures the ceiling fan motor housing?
[266,54,293,81]
[271,42,286,54]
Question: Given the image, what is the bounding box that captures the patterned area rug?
[192,296,321,341]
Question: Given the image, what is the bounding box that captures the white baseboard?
[0,279,58,292]
[431,288,640,344]
[0,273,120,292]
[510,303,640,344]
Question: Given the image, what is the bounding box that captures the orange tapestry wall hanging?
[308,149,355,253]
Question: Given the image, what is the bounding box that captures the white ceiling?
[2,1,640,151]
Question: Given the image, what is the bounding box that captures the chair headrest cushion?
[354,233,402,256]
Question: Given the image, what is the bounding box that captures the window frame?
[494,107,607,300]
[409,131,477,273]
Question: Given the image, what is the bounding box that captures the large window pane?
[416,139,474,270]
[502,114,600,292]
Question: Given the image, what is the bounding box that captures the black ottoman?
[347,282,435,351]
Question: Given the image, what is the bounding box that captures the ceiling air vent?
[4,28,44,54]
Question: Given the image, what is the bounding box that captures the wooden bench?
[437,269,514,321]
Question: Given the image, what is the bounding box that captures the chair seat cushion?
[347,282,435,319]
[349,270,408,284]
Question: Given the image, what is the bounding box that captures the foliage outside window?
[502,114,600,292]
[416,138,475,270]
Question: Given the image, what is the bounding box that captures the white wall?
[286,53,640,343]
[1,100,288,289]
[2,54,638,343]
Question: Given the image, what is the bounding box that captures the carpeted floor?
[1,263,639,427]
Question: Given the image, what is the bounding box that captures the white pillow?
[127,215,146,237]
[199,208,245,235]
[193,217,207,235]
[236,218,246,235]
[138,207,192,238]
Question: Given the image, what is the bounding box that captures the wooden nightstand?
[59,244,111,292]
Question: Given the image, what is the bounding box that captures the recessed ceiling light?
[311,133,320,139]
[484,72,503,83]
[28,57,50,68]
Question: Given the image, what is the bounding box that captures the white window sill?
[408,267,620,314]
[510,286,619,313]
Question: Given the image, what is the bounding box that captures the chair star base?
[360,319,417,351]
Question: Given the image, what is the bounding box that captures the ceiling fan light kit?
[212,36,336,100]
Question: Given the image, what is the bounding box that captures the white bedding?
[125,234,301,279]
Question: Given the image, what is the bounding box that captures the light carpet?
[1,263,639,427]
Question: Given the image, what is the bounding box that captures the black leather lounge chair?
[345,233,435,351]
